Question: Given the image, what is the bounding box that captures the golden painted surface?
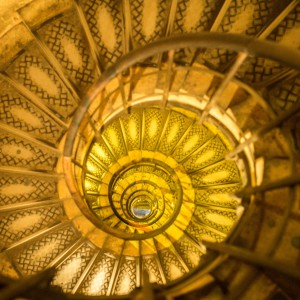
[80,106,242,256]
[0,0,298,296]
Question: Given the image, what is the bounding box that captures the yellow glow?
[82,107,242,268]
[128,118,138,141]
[202,170,228,183]
[209,193,233,202]
[148,118,158,138]
[86,160,97,173]
[84,178,99,191]
[183,134,199,153]
[106,128,119,147]
[84,180,93,190]
[167,123,179,144]
[201,233,219,243]
[93,144,107,159]
[195,149,215,165]
[188,251,201,266]
[206,213,234,226]
[86,159,104,178]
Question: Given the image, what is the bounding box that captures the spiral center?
[82,106,241,241]
[130,197,153,219]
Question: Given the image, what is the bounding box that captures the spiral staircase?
[0,0,300,299]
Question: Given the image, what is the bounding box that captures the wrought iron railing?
[59,33,300,298]
[1,33,298,299]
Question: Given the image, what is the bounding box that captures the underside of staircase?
[0,0,299,299]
